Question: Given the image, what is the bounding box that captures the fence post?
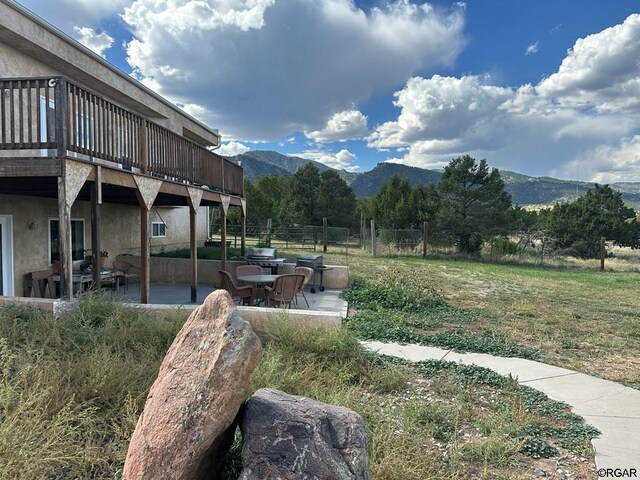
[422,221,428,258]
[266,218,272,247]
[600,237,605,271]
[371,219,376,257]
[360,211,365,248]
[323,217,328,253]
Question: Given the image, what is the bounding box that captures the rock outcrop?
[239,388,371,480]
[122,290,262,480]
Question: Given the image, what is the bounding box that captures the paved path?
[363,341,640,476]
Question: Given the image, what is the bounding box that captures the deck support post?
[57,177,72,299]
[139,206,150,303]
[187,187,203,303]
[90,178,101,289]
[220,195,230,273]
[240,198,247,257]
[134,176,162,304]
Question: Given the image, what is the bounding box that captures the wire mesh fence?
[207,222,353,264]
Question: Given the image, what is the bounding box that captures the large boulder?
[239,388,371,480]
[122,290,262,480]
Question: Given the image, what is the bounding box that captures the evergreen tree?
[317,169,357,228]
[538,184,640,258]
[372,174,414,228]
[290,163,321,224]
[437,155,512,254]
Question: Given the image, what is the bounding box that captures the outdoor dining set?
[219,265,314,308]
[24,257,140,299]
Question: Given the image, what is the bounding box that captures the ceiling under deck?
[0,177,227,208]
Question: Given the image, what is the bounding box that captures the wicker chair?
[293,266,313,307]
[264,273,304,308]
[112,257,140,292]
[219,270,254,306]
[235,265,263,284]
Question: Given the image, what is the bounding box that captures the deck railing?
[0,77,242,195]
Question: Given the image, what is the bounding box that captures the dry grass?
[0,294,599,479]
[324,247,640,388]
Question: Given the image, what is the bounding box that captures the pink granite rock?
[122,290,262,480]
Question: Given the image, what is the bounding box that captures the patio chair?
[293,266,313,307]
[219,270,254,306]
[264,273,304,308]
[236,265,263,284]
[112,257,140,292]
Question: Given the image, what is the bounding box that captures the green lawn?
[331,249,640,389]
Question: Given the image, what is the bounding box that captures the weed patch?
[346,312,540,360]
[342,275,539,360]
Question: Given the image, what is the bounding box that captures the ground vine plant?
[342,272,540,359]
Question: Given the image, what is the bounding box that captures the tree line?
[241,156,640,258]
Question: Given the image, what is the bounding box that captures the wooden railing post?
[140,119,148,174]
[54,77,68,158]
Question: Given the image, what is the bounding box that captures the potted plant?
[84,250,109,269]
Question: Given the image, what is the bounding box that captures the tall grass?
[0,294,184,479]
[1,295,597,479]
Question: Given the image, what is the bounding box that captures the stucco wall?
[0,194,208,296]
[0,42,59,77]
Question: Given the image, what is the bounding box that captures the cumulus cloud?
[73,26,114,57]
[537,14,640,113]
[295,148,360,171]
[368,75,513,150]
[20,0,132,33]
[305,110,368,143]
[217,141,250,157]
[122,0,466,140]
[369,14,640,180]
[564,136,640,183]
[525,41,540,55]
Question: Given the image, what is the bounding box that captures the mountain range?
[227,150,640,208]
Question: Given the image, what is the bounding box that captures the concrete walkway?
[363,341,640,475]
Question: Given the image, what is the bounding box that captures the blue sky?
[18,0,640,181]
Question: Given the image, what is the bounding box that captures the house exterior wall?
[0,194,208,296]
[0,0,219,147]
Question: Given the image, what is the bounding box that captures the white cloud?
[20,0,132,33]
[368,75,513,150]
[525,41,540,55]
[368,14,640,179]
[564,136,640,183]
[122,0,466,140]
[305,110,368,143]
[217,141,250,157]
[537,14,640,114]
[294,148,360,172]
[73,26,114,57]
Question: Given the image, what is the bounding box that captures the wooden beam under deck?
[0,158,61,176]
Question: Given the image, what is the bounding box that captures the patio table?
[237,274,280,285]
[237,274,280,305]
[52,269,119,296]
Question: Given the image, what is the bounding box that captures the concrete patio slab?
[363,341,640,475]
[114,284,347,315]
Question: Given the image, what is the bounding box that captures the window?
[49,218,85,264]
[152,222,166,238]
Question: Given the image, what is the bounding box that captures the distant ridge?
[224,150,640,208]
